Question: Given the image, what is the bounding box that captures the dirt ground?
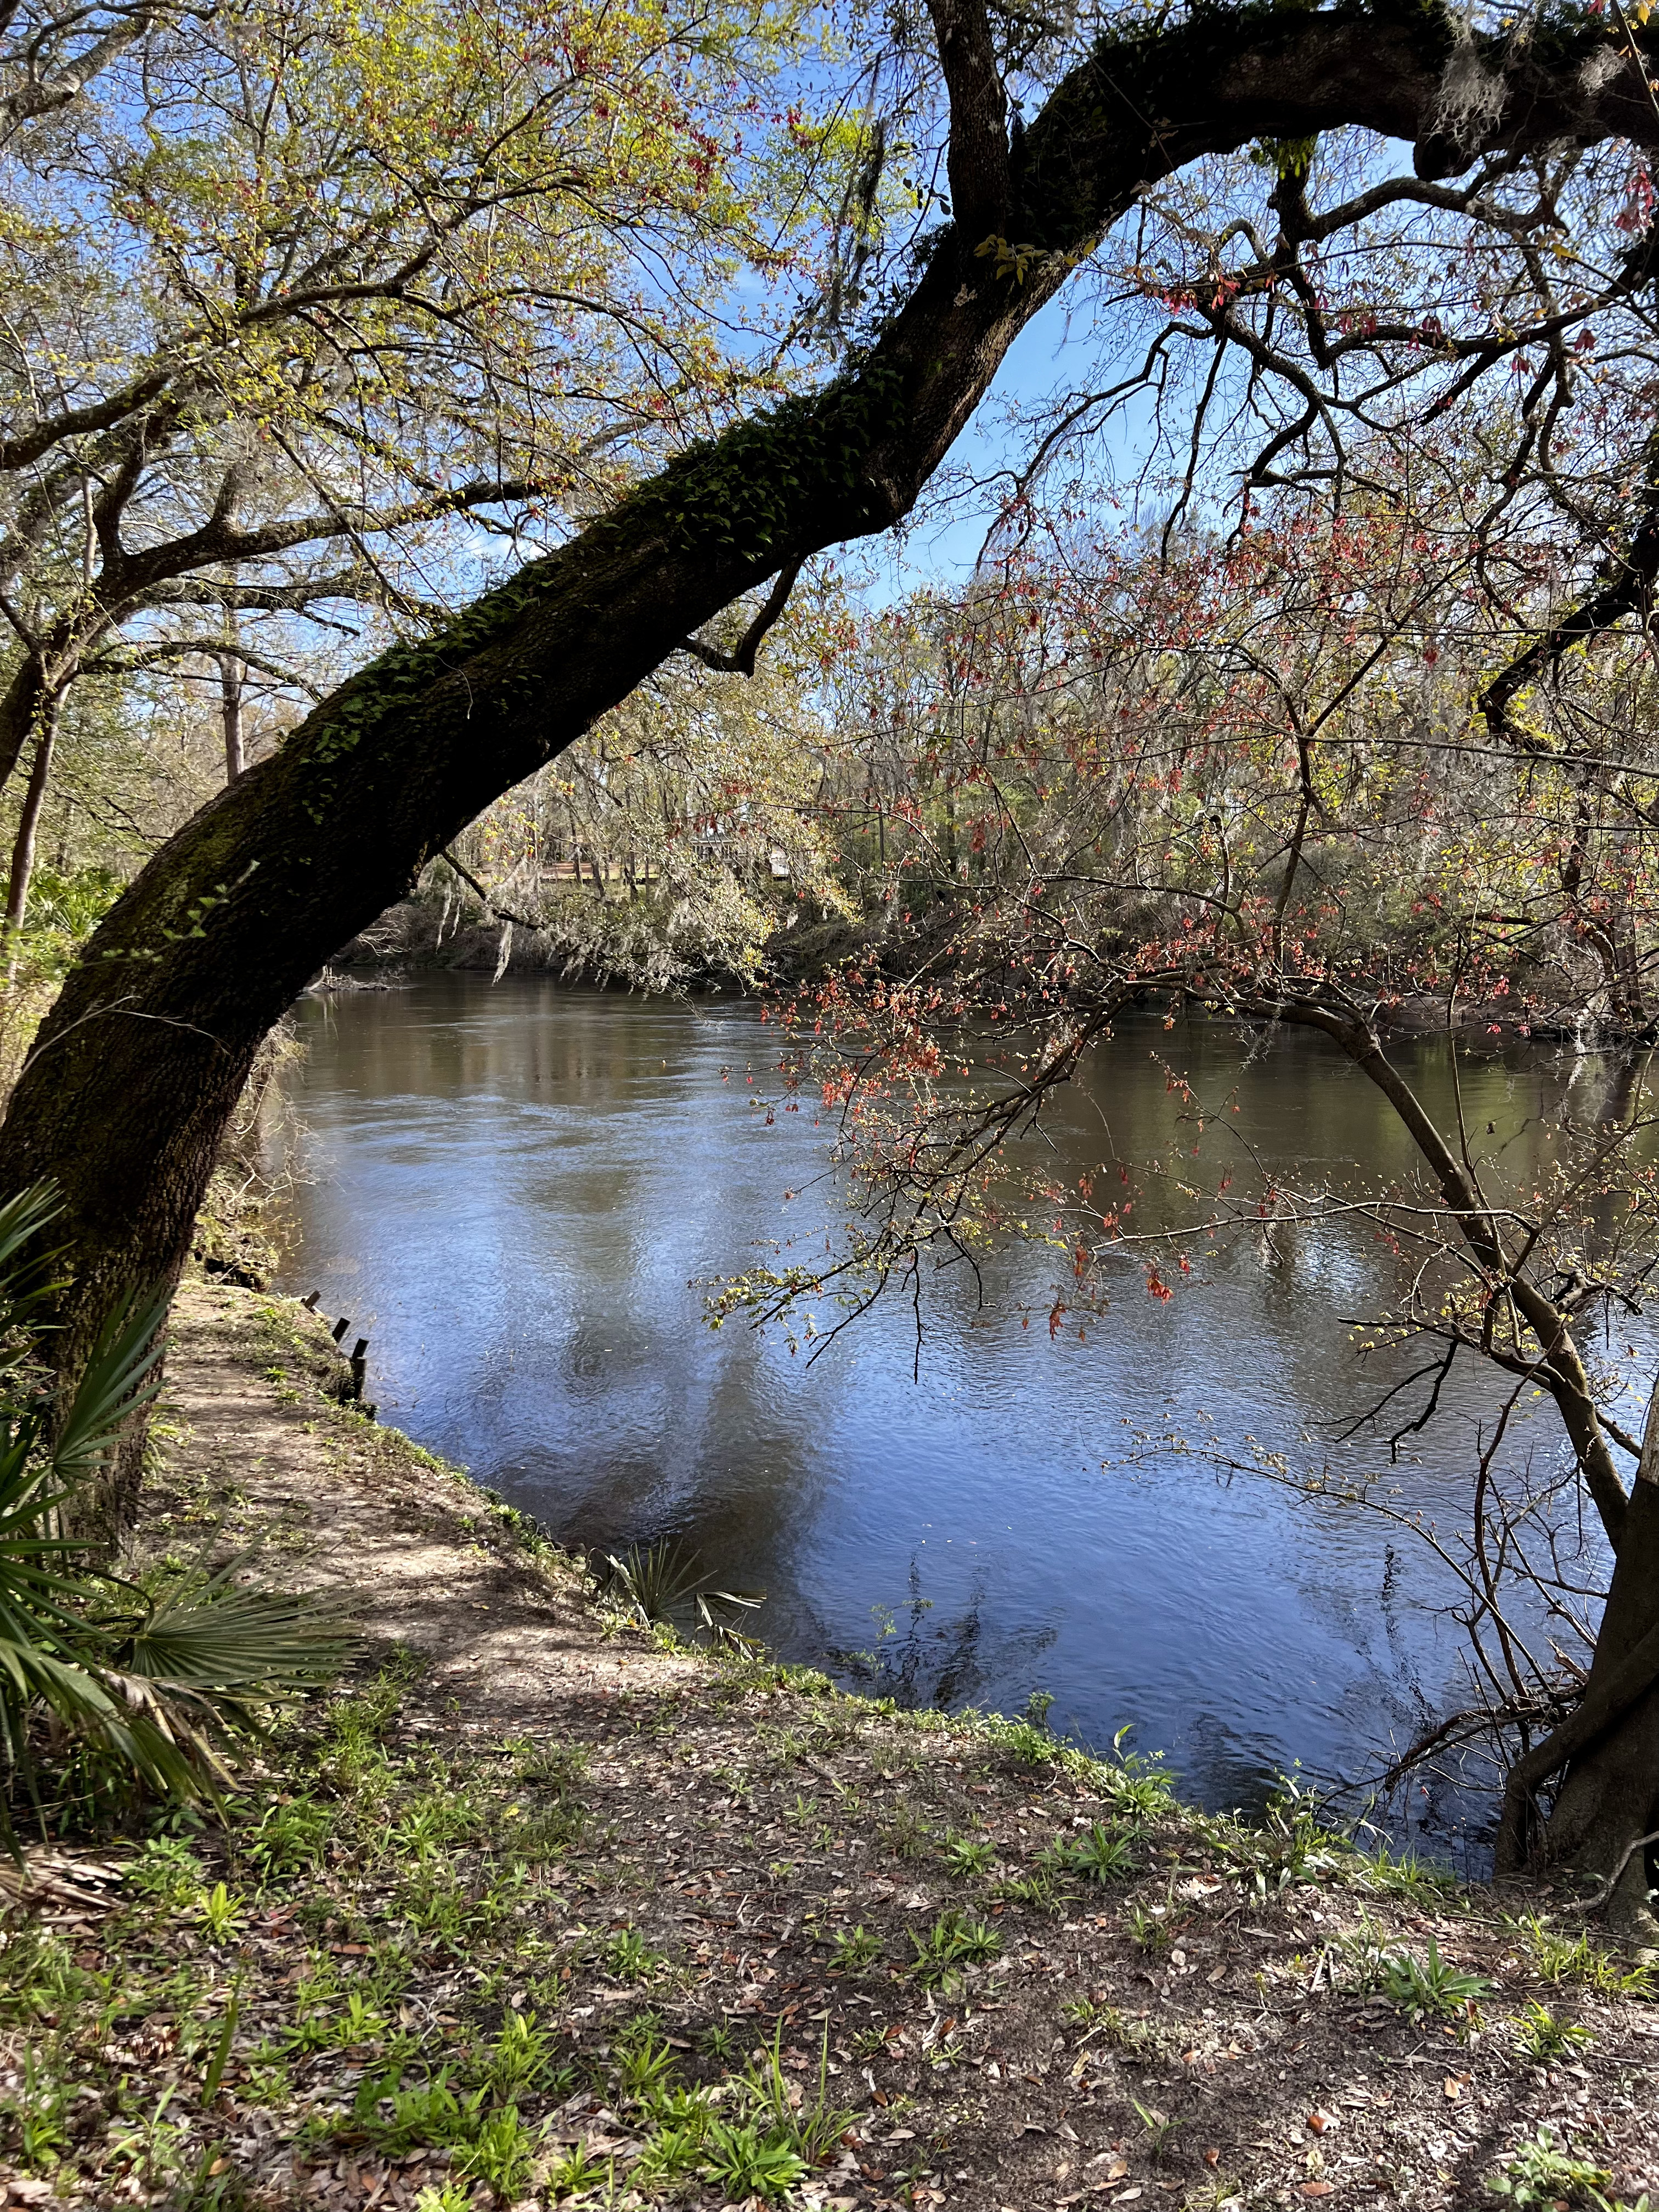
[2,1278,1656,2212]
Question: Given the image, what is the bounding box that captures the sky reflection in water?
[272,978,1640,1863]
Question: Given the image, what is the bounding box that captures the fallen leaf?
[1299,2186,1335,2200]
[1443,2075,1467,2100]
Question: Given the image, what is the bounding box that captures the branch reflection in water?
[270,978,1651,1866]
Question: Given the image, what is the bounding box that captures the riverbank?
[326,891,1637,1044]
[3,1280,1656,2212]
[328,890,857,994]
[321,929,1632,1064]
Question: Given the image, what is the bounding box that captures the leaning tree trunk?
[0,0,1651,1550]
[1496,1427,1659,1933]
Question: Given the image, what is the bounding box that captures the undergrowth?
[0,1655,867,2208]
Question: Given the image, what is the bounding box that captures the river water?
[272,977,1638,1861]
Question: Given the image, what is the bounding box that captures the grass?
[245,1792,333,1878]
[1127,1900,1183,1951]
[605,1925,669,1983]
[634,2114,709,2185]
[739,2023,854,2164]
[588,2015,851,2204]
[699,2117,806,2202]
[1042,1819,1141,1884]
[881,1804,935,1860]
[828,1923,883,1972]
[613,2013,675,2102]
[1131,2095,1185,2165]
[192,1881,248,1941]
[349,2067,488,2157]
[1344,1926,1492,2023]
[1511,2000,1594,2062]
[940,1829,996,1877]
[1488,2125,1611,2205]
[0,1655,878,2207]
[9,1617,1655,2212]
[544,2141,612,2196]
[1514,1914,1658,1999]
[1000,1867,1064,1914]
[1349,1832,1463,1905]
[477,2010,568,2100]
[908,1909,1002,1991]
[0,1661,584,2203]
[452,2102,548,2196]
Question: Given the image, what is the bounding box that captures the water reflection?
[271,979,1646,1859]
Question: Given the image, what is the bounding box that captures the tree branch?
[82,639,324,697]
[677,558,803,676]
[1,3,156,138]
[926,0,1010,239]
[1481,433,1659,748]
[437,850,543,932]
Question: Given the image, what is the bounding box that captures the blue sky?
[863,281,1165,598]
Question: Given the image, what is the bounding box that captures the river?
[271,976,1639,1864]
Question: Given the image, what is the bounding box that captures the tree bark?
[4,688,57,944]
[219,652,245,783]
[1496,1404,1659,1928]
[0,654,48,795]
[1,0,1656,1552]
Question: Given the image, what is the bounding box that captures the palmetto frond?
[603,1537,708,1624]
[49,1284,168,1486]
[0,1182,351,1847]
[601,1537,765,1645]
[0,1183,69,1371]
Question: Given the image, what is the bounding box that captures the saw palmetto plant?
[600,1537,764,1650]
[0,1183,347,1847]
